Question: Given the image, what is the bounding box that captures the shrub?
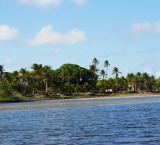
[109,93,116,96]
[0,82,24,102]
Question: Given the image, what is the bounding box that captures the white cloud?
[17,0,88,8]
[18,0,62,8]
[144,68,152,75]
[5,59,13,66]
[6,69,12,72]
[27,25,87,45]
[126,21,160,39]
[130,21,160,34]
[123,70,129,77]
[51,47,61,55]
[44,47,61,56]
[0,25,18,40]
[156,71,160,78]
[71,0,88,5]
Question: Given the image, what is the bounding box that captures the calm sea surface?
[0,96,160,145]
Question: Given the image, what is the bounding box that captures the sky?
[1,0,160,78]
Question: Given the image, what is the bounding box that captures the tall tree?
[104,60,110,79]
[142,72,150,93]
[112,67,122,92]
[92,58,99,81]
[42,65,53,94]
[92,58,99,69]
[100,69,105,80]
[112,67,122,78]
[136,72,142,90]
[73,67,81,86]
[126,73,135,91]
[31,63,43,94]
[43,72,50,94]
[19,68,27,93]
[19,68,27,84]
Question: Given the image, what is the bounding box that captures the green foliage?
[0,82,24,102]
[155,78,160,90]
[109,93,116,96]
[0,82,12,98]
[1,59,160,100]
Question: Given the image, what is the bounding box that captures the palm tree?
[59,65,73,93]
[89,64,96,71]
[136,72,141,77]
[60,67,67,84]
[42,65,53,94]
[92,58,99,80]
[26,71,35,94]
[119,76,128,91]
[83,82,89,94]
[112,67,122,78]
[19,68,27,93]
[92,58,99,69]
[104,60,110,79]
[89,64,98,93]
[126,73,135,91]
[31,63,43,94]
[3,72,13,86]
[112,67,122,92]
[19,68,27,83]
[73,67,80,86]
[142,72,150,93]
[149,75,155,91]
[126,73,134,82]
[0,65,5,81]
[107,78,115,92]
[133,75,139,91]
[12,71,20,83]
[89,64,99,80]
[100,69,105,79]
[136,72,142,90]
[79,68,85,83]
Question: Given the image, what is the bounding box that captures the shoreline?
[65,93,160,100]
[0,94,160,111]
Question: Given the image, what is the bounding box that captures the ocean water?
[0,96,160,144]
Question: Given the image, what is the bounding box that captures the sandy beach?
[0,94,160,111]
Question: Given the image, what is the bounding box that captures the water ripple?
[0,97,160,144]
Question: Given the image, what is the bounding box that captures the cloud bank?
[130,21,160,34]
[126,21,160,39]
[156,71,160,78]
[0,25,18,40]
[4,59,14,66]
[17,0,88,8]
[27,25,87,45]
[71,0,88,5]
[18,0,62,8]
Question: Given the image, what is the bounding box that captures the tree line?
[0,58,160,96]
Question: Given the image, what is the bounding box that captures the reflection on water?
[0,96,160,144]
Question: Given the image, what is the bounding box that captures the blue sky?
[1,0,160,78]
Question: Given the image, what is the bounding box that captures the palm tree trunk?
[33,88,35,94]
[46,82,48,94]
[41,82,42,94]
[145,80,148,93]
[32,82,35,94]
[77,78,78,86]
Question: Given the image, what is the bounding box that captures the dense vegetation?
[0,82,24,102]
[0,58,160,102]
